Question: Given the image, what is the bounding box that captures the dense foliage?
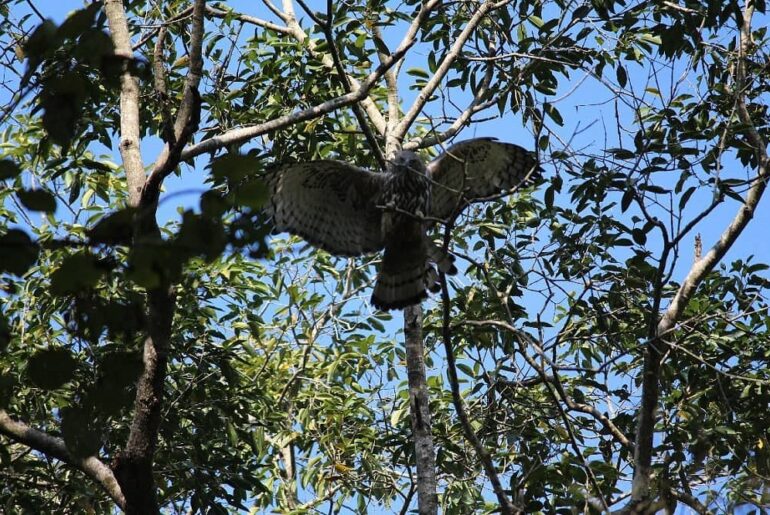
[1,0,769,513]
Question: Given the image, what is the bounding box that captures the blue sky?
[4,2,770,513]
[22,0,766,280]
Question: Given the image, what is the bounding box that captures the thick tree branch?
[630,0,768,504]
[403,305,438,515]
[104,0,145,206]
[0,409,125,508]
[106,2,205,513]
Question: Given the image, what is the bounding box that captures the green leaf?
[88,208,137,245]
[227,420,239,446]
[210,154,263,185]
[17,188,57,213]
[0,229,39,275]
[544,103,563,126]
[234,178,269,209]
[41,73,88,147]
[27,347,78,390]
[0,159,21,180]
[372,35,390,56]
[57,3,100,39]
[50,253,108,295]
[608,148,636,159]
[406,67,429,79]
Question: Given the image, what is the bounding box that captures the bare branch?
[439,276,518,514]
[403,305,438,515]
[205,4,291,34]
[394,0,510,141]
[104,0,145,206]
[180,29,419,161]
[262,0,289,23]
[0,410,125,508]
[630,1,769,503]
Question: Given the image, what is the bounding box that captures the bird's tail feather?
[371,239,456,311]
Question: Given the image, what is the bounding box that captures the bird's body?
[372,150,436,309]
[265,138,541,310]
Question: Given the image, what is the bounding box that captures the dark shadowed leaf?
[27,347,78,390]
[17,188,57,213]
[234,178,269,209]
[210,154,263,185]
[0,313,9,352]
[50,253,109,295]
[0,229,39,275]
[0,159,21,180]
[61,405,102,458]
[88,208,137,245]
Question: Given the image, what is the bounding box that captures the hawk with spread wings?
[265,138,541,310]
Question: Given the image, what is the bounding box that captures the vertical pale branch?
[385,100,438,515]
[386,3,513,513]
[104,0,145,205]
[403,305,438,515]
[630,0,768,504]
[375,4,442,513]
[105,0,206,512]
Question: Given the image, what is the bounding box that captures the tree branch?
[205,4,291,34]
[104,0,145,206]
[180,24,420,161]
[439,277,517,514]
[393,0,509,142]
[630,0,768,503]
[105,1,205,513]
[464,320,632,450]
[403,304,438,515]
[0,410,125,508]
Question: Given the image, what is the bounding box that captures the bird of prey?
[264,138,541,310]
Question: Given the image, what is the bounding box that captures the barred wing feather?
[265,161,387,256]
[427,138,541,222]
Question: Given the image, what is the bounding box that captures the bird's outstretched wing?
[427,138,541,222]
[265,160,387,256]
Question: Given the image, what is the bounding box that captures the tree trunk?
[404,304,437,515]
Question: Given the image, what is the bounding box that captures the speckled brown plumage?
[264,138,541,310]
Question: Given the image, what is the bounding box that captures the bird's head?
[390,150,426,176]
